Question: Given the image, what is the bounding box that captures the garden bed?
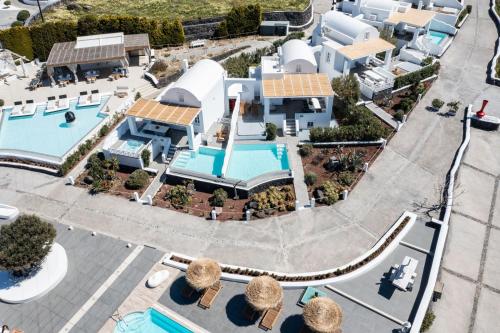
[153,183,296,221]
[300,145,381,199]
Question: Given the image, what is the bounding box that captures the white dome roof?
[281,39,317,68]
[322,11,374,39]
[172,59,225,102]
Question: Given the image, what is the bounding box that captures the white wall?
[199,74,225,133]
[434,12,458,27]
[283,59,317,74]
[160,87,201,108]
[431,17,458,34]
[434,0,463,10]
[295,111,331,129]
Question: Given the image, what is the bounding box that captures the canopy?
[245,276,283,311]
[185,258,221,290]
[303,297,343,333]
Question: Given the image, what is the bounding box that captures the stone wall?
[262,1,313,27]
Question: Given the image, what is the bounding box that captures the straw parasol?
[185,258,221,290]
[303,297,343,333]
[245,276,283,311]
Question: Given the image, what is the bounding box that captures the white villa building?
[312,10,396,99]
[340,0,459,58]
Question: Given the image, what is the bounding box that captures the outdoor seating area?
[109,67,129,80]
[389,256,419,291]
[84,69,100,83]
[45,95,69,113]
[77,90,101,107]
[9,100,37,118]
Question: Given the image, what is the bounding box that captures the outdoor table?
[390,256,418,291]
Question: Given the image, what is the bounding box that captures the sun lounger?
[115,86,129,98]
[259,303,283,331]
[90,90,101,104]
[46,96,69,113]
[198,282,222,309]
[10,100,36,117]
[78,94,91,107]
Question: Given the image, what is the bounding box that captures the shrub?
[420,311,436,332]
[135,92,141,101]
[338,171,355,187]
[394,62,439,89]
[394,110,404,122]
[250,186,294,212]
[320,181,340,205]
[0,27,33,59]
[4,0,11,5]
[87,154,118,193]
[0,215,56,277]
[150,60,168,75]
[224,4,262,36]
[432,98,445,110]
[398,98,413,113]
[66,3,81,11]
[446,100,461,113]
[331,75,360,108]
[29,21,77,61]
[214,21,228,38]
[211,188,228,207]
[304,172,317,186]
[338,150,364,172]
[0,99,4,107]
[421,56,433,66]
[98,124,110,138]
[125,169,149,190]
[299,144,313,157]
[309,106,389,142]
[11,21,23,27]
[166,185,192,207]
[16,10,30,22]
[141,149,150,167]
[265,123,277,140]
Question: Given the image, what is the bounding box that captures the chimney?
[182,59,189,73]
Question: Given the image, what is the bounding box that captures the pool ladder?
[112,311,128,327]
[276,144,285,160]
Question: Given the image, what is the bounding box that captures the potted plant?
[431,98,445,111]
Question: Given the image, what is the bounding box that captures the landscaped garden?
[153,183,296,221]
[44,0,310,22]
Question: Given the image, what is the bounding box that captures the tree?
[446,100,461,113]
[265,123,277,140]
[0,215,56,277]
[16,10,30,22]
[331,75,360,109]
[432,98,445,110]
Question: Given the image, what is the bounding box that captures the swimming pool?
[427,31,447,45]
[171,143,289,181]
[114,308,192,333]
[0,96,109,160]
[119,139,144,154]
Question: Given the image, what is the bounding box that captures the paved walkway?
[365,102,399,129]
[278,136,310,207]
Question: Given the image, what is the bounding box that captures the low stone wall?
[262,1,313,27]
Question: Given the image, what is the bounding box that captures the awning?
[126,98,200,127]
[262,73,333,98]
[46,42,125,68]
[338,38,395,61]
[124,34,150,51]
[385,8,435,28]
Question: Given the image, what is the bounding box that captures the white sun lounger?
[0,204,19,222]
[90,92,101,105]
[45,98,70,114]
[77,94,100,107]
[10,101,36,117]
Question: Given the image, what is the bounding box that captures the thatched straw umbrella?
[245,276,283,311]
[185,258,221,291]
[303,297,343,333]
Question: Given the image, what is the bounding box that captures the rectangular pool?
[114,308,192,333]
[0,96,110,159]
[427,31,447,45]
[171,143,289,181]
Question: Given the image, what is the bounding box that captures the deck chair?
[198,282,222,309]
[259,302,283,331]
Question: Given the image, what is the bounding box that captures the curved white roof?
[281,39,317,67]
[323,11,374,39]
[171,59,225,102]
[365,0,396,11]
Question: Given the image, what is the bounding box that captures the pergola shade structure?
[338,38,395,61]
[262,73,334,98]
[385,8,436,28]
[126,98,201,127]
[46,33,150,83]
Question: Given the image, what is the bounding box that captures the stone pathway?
[365,102,399,129]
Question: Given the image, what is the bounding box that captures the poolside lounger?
[114,86,129,98]
[11,100,36,117]
[198,282,222,309]
[90,90,101,104]
[259,303,282,331]
[46,96,69,113]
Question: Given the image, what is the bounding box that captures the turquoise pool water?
[119,139,144,154]
[427,31,447,45]
[0,96,109,158]
[172,143,289,181]
[114,308,192,333]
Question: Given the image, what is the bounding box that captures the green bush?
[125,169,149,190]
[11,20,23,27]
[214,21,228,38]
[29,21,77,61]
[265,123,277,140]
[225,4,262,36]
[432,98,445,110]
[149,60,167,75]
[496,58,500,78]
[135,92,141,101]
[0,215,56,277]
[0,26,33,59]
[394,62,440,89]
[331,75,360,108]
[304,172,317,186]
[99,124,110,138]
[166,185,192,207]
[421,56,433,66]
[420,311,436,332]
[394,110,404,122]
[299,144,313,157]
[338,171,355,187]
[250,186,295,212]
[4,1,11,5]
[17,10,30,22]
[87,153,119,193]
[211,188,228,207]
[141,149,150,167]
[446,100,461,113]
[398,98,414,113]
[320,181,340,205]
[0,99,4,107]
[309,106,389,142]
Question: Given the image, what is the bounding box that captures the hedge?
[394,62,440,89]
[0,15,185,61]
[224,4,262,36]
[0,27,33,59]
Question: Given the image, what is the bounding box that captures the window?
[178,93,184,103]
[296,64,302,73]
[364,32,370,40]
[307,121,314,128]
[194,115,200,124]
[326,52,331,63]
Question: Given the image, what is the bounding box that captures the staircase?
[284,119,297,136]
[171,150,191,168]
[276,144,285,160]
[134,81,160,99]
[164,145,178,165]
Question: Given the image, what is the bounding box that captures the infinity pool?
[114,308,192,333]
[0,96,109,159]
[172,143,289,181]
[427,31,447,45]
